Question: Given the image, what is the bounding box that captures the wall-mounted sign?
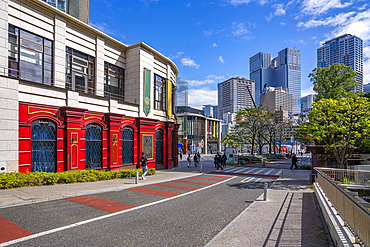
[142,135,153,159]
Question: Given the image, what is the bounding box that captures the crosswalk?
[212,167,282,177]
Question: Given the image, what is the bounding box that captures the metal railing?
[316,167,370,246]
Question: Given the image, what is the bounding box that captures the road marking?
[126,187,182,197]
[0,216,33,244]
[152,183,200,191]
[65,195,135,213]
[0,176,236,246]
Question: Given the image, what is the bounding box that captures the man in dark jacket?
[140,152,148,179]
[290,153,298,169]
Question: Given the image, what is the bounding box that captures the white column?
[204,119,208,154]
[95,36,105,97]
[54,16,66,88]
[0,0,8,74]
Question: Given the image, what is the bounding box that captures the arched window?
[122,127,134,164]
[31,119,56,172]
[156,129,163,165]
[86,124,102,169]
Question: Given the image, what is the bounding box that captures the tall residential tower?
[317,34,363,91]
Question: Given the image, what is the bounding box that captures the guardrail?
[315,167,370,246]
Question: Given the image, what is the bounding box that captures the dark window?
[66,47,95,94]
[104,62,124,101]
[86,124,102,169]
[122,127,134,164]
[8,25,53,85]
[156,129,163,165]
[154,74,166,110]
[31,119,57,172]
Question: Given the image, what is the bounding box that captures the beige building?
[261,87,292,113]
[0,0,179,173]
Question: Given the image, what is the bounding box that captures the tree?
[309,63,358,101]
[221,133,237,151]
[303,96,370,168]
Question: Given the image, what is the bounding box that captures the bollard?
[263,182,268,201]
[282,169,284,179]
[200,165,202,173]
[135,171,139,184]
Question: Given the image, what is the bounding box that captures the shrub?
[0,168,156,190]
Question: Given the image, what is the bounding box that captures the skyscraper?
[176,77,188,107]
[261,87,292,112]
[250,48,301,114]
[301,94,316,114]
[317,34,363,91]
[218,77,255,120]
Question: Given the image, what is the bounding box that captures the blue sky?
[89,0,370,109]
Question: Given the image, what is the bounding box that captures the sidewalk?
[207,169,331,247]
[0,165,330,247]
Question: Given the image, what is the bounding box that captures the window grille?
[31,119,57,172]
[122,127,134,164]
[156,130,163,165]
[86,124,102,169]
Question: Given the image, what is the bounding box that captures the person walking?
[187,153,192,168]
[140,152,148,179]
[221,153,227,168]
[194,152,199,167]
[214,153,219,168]
[290,153,298,169]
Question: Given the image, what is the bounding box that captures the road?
[0,159,279,246]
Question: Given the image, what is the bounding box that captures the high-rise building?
[41,0,89,23]
[202,105,214,118]
[175,77,188,106]
[301,94,316,114]
[212,105,219,120]
[363,83,370,93]
[317,34,363,91]
[250,48,301,114]
[261,87,292,112]
[218,77,255,121]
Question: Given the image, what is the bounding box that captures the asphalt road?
[1,172,275,246]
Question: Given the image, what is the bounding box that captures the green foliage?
[304,96,370,168]
[300,165,311,170]
[0,168,156,190]
[221,134,237,149]
[310,63,358,101]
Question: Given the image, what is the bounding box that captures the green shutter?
[144,70,151,116]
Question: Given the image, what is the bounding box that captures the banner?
[167,80,172,120]
[144,70,151,116]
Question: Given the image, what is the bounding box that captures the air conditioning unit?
[0,164,7,173]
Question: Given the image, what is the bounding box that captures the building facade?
[261,87,293,112]
[317,34,363,91]
[175,77,188,107]
[0,0,179,173]
[301,94,316,114]
[218,77,255,121]
[177,113,221,155]
[202,105,214,118]
[250,48,301,114]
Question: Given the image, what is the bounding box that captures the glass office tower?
[175,77,188,107]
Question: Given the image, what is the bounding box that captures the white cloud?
[358,4,368,11]
[168,51,184,60]
[188,87,218,109]
[297,12,356,29]
[231,22,250,38]
[219,56,225,63]
[280,21,286,26]
[90,22,116,36]
[301,86,316,97]
[181,57,200,69]
[213,43,217,47]
[226,0,268,6]
[204,30,213,37]
[207,75,225,80]
[266,4,286,21]
[301,0,353,16]
[188,79,215,86]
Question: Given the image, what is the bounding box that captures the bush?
[0,168,156,190]
[300,165,311,170]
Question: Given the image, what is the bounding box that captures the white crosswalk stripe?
[219,167,282,177]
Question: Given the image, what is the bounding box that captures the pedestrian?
[214,153,219,168]
[140,152,148,179]
[216,153,223,170]
[290,153,298,169]
[221,153,227,168]
[180,149,183,160]
[194,152,200,167]
[187,153,192,167]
